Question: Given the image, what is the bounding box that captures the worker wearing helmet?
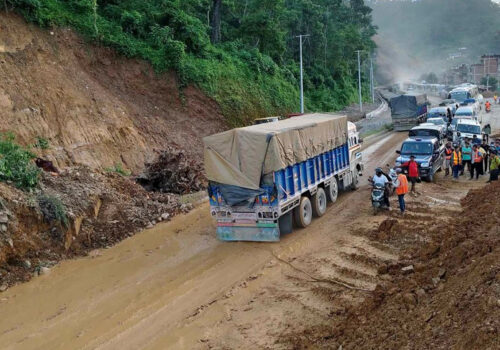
[371,167,391,208]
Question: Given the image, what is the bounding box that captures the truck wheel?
[293,196,312,228]
[278,211,293,235]
[426,173,434,182]
[350,172,359,191]
[326,178,339,203]
[312,187,327,217]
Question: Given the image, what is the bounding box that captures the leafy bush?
[0,133,40,189]
[105,163,131,176]
[38,194,69,228]
[34,136,50,150]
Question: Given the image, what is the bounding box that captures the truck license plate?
[232,212,257,220]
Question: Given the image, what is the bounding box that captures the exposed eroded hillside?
[0,13,225,172]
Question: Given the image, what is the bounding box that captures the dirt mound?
[137,146,206,194]
[283,182,500,349]
[0,13,225,173]
[0,167,192,288]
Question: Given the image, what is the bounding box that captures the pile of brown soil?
[286,182,500,349]
[137,146,206,194]
[0,167,190,288]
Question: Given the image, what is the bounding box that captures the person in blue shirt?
[461,140,472,177]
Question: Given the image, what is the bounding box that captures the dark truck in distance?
[389,93,429,131]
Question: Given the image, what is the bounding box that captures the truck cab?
[453,119,482,144]
[396,137,444,182]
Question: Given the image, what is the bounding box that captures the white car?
[425,118,447,137]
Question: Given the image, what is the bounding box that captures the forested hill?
[6,0,376,125]
[370,0,500,82]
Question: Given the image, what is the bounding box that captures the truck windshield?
[457,124,480,134]
[401,142,432,155]
[451,91,469,102]
[456,111,472,117]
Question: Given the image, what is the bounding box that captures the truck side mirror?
[396,150,401,154]
[358,138,364,144]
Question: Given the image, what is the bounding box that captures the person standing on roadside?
[487,150,500,182]
[444,142,453,176]
[393,168,408,215]
[471,135,481,146]
[461,139,472,177]
[402,155,419,196]
[482,138,490,173]
[451,146,462,180]
[471,144,483,180]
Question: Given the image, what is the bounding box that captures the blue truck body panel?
[209,143,350,241]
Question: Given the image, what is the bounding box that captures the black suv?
[395,137,444,182]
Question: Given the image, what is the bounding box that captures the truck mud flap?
[217,224,279,242]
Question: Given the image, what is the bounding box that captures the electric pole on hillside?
[356,50,363,112]
[296,34,310,114]
[370,54,375,103]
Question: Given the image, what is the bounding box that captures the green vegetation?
[105,162,131,176]
[38,194,69,228]
[33,136,50,150]
[6,0,376,124]
[0,133,40,190]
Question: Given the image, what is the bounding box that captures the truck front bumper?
[216,222,279,242]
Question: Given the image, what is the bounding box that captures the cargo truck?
[389,93,428,131]
[204,114,363,242]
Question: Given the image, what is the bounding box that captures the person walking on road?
[487,150,500,183]
[451,146,462,180]
[461,140,472,177]
[393,168,408,215]
[471,144,483,180]
[444,142,453,176]
[402,155,419,195]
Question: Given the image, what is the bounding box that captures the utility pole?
[356,50,363,112]
[296,34,310,114]
[370,54,375,103]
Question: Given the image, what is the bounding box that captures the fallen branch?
[271,251,372,292]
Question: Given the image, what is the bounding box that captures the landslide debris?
[137,146,206,195]
[283,181,500,350]
[0,166,190,289]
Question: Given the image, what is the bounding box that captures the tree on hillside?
[210,0,221,43]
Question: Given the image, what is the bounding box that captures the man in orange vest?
[451,146,462,180]
[471,144,483,180]
[393,168,409,214]
[444,142,453,176]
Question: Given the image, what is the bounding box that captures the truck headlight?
[395,162,401,167]
[421,162,429,168]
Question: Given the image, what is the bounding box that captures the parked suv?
[395,137,444,182]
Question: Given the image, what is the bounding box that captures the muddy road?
[1,103,499,350]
